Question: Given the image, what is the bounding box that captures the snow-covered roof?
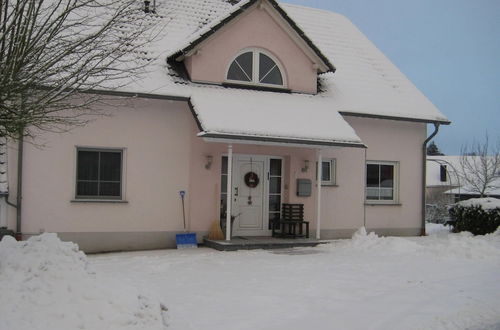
[427,155,500,196]
[100,0,450,146]
[191,90,364,147]
[0,138,7,195]
[167,0,335,74]
[427,156,462,187]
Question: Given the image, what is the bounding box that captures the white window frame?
[316,158,336,186]
[74,146,126,201]
[225,48,288,88]
[365,161,399,204]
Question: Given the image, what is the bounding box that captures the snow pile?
[0,233,166,330]
[456,197,500,210]
[328,227,500,260]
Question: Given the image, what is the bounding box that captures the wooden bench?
[272,204,309,238]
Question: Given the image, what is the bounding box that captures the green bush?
[449,204,500,235]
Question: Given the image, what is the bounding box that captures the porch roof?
[190,90,365,148]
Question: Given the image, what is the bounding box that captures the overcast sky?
[284,0,499,155]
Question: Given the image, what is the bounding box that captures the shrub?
[449,202,500,235]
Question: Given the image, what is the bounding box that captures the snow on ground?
[1,228,499,330]
[0,234,166,330]
[87,227,500,330]
[426,222,452,235]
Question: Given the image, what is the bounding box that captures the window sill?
[365,202,402,206]
[71,199,128,204]
[321,184,338,187]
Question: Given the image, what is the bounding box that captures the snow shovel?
[175,190,198,249]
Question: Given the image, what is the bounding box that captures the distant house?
[0,0,449,252]
[427,156,500,204]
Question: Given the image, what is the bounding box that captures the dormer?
[168,0,335,94]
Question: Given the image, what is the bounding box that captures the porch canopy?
[189,89,366,240]
[190,90,365,149]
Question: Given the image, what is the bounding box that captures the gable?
[182,3,323,93]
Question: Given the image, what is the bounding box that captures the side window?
[76,148,123,199]
[366,161,398,203]
[226,49,285,87]
[316,159,336,186]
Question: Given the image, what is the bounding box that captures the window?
[316,159,336,186]
[366,161,398,202]
[220,156,228,221]
[440,165,447,182]
[227,49,285,87]
[268,158,282,229]
[76,148,123,199]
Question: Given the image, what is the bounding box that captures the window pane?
[100,152,121,181]
[322,161,331,182]
[366,164,379,187]
[269,212,281,230]
[221,156,228,175]
[77,181,98,196]
[259,53,275,78]
[270,159,281,176]
[227,52,253,81]
[99,182,121,197]
[380,165,394,188]
[77,151,98,180]
[220,193,227,220]
[380,188,394,200]
[269,195,281,212]
[270,177,281,194]
[366,187,379,200]
[259,54,284,85]
[260,66,283,85]
[221,175,227,193]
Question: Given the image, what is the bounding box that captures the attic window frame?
[225,48,287,89]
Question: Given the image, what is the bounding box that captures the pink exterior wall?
[8,98,194,237]
[345,116,427,234]
[184,5,318,94]
[4,97,427,251]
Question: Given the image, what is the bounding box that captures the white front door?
[232,155,268,236]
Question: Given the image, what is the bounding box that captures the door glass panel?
[270,177,281,194]
[269,195,281,212]
[270,159,282,176]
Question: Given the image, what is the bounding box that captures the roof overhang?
[167,0,335,74]
[340,111,452,125]
[200,132,366,149]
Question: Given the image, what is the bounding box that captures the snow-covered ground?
[1,225,500,330]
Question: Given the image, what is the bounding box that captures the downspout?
[421,123,440,236]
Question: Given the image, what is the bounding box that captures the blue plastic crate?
[176,233,198,249]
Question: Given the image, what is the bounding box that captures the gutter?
[421,123,440,236]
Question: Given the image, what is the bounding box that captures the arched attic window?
[226,49,286,87]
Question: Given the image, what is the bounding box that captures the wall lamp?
[205,155,213,170]
[301,160,309,173]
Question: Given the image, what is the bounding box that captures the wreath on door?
[244,171,260,188]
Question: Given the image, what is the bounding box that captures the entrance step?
[203,236,329,251]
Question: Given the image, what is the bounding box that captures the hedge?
[449,203,500,235]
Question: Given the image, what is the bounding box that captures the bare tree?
[0,0,161,140]
[458,134,500,197]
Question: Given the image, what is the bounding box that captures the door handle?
[234,187,239,196]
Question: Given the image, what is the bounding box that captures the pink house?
[0,0,450,252]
